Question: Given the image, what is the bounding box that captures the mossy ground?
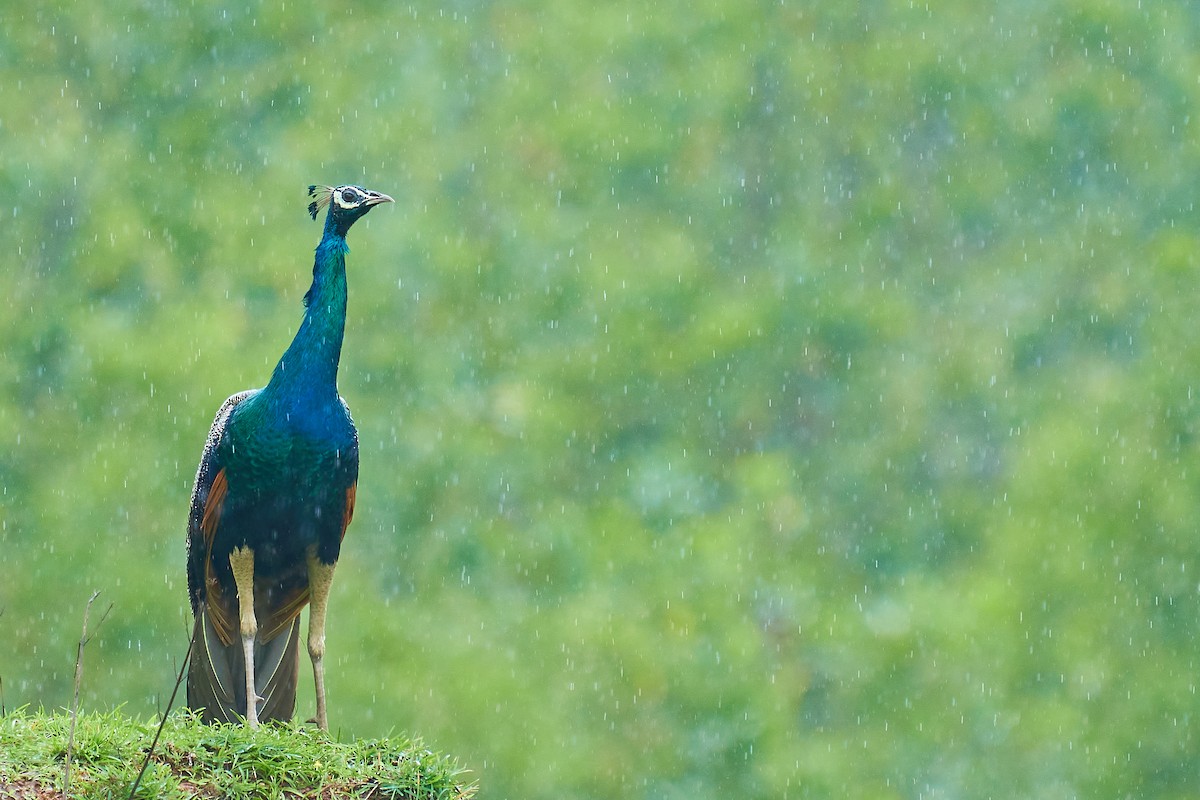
[0,708,475,799]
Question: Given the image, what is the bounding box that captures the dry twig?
[65,591,112,796]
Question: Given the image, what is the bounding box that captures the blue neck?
[264,221,348,407]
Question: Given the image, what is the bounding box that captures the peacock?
[185,184,393,729]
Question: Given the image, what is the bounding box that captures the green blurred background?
[3,1,1200,797]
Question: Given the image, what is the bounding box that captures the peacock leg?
[306,552,337,731]
[229,546,260,728]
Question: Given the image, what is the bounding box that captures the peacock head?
[307,184,394,237]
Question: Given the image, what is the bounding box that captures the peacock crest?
[307,184,334,220]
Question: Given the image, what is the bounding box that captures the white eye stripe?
[333,187,362,209]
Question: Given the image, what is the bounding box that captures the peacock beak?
[364,192,394,207]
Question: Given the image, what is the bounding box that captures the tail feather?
[187,602,301,724]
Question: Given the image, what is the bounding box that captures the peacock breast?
[208,406,354,576]
[222,394,355,481]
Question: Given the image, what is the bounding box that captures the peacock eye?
[340,189,359,205]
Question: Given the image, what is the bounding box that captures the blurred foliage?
[2,1,1200,797]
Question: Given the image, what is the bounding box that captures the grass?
[0,708,476,799]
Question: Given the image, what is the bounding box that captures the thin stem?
[127,615,201,799]
[66,591,109,796]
